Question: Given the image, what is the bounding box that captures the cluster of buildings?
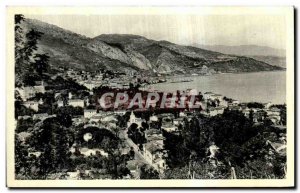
[126,112,168,173]
[59,68,142,91]
[199,91,284,126]
[15,65,286,179]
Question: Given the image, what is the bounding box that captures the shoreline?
[147,70,286,105]
[163,69,286,78]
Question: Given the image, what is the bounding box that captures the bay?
[150,71,286,104]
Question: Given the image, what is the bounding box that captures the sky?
[27,14,287,49]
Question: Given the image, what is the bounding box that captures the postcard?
[6,6,294,188]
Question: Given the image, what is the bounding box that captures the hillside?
[20,19,284,74]
[247,56,286,68]
[195,44,286,57]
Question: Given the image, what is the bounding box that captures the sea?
[149,71,286,104]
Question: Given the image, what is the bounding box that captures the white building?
[113,110,127,115]
[68,92,73,99]
[161,123,177,132]
[229,100,240,106]
[90,114,103,123]
[57,100,64,107]
[203,92,214,100]
[179,111,187,117]
[219,99,228,107]
[23,101,39,111]
[16,84,45,101]
[263,102,273,109]
[206,106,225,116]
[143,142,167,171]
[33,113,49,121]
[210,94,223,101]
[75,148,108,157]
[173,118,184,126]
[68,99,84,108]
[84,109,97,118]
[127,111,144,128]
[149,115,158,122]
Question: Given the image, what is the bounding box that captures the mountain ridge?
[193,44,286,57]
[21,18,284,74]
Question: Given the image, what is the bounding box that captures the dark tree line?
[15,14,50,86]
[163,110,286,179]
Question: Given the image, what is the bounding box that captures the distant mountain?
[194,44,286,57]
[20,19,284,74]
[247,55,286,69]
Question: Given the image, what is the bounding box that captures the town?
[15,66,287,180]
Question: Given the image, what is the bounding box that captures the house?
[266,107,281,116]
[268,115,281,125]
[68,99,84,108]
[206,106,225,116]
[203,92,214,100]
[266,140,286,157]
[28,151,42,158]
[68,92,73,99]
[101,115,117,123]
[149,115,158,122]
[219,99,228,107]
[57,99,64,107]
[127,111,144,128]
[173,117,184,126]
[16,84,46,101]
[71,147,108,157]
[201,65,209,74]
[84,109,97,118]
[263,102,273,109]
[187,89,198,96]
[161,123,177,132]
[33,113,49,121]
[126,160,140,179]
[210,94,223,101]
[143,142,167,171]
[179,111,187,117]
[145,129,165,145]
[17,131,31,142]
[23,101,39,111]
[17,115,31,120]
[113,110,126,115]
[83,81,97,90]
[229,100,240,106]
[90,114,103,123]
[153,157,167,172]
[145,129,163,139]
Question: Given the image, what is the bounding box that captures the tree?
[56,111,73,128]
[247,102,264,109]
[15,14,25,72]
[15,135,29,178]
[32,54,49,76]
[280,108,286,125]
[23,73,41,86]
[14,15,50,85]
[249,109,254,122]
[27,117,73,178]
[21,29,43,63]
[140,165,159,179]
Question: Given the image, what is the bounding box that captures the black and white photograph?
[6,6,295,188]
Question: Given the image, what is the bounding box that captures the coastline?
[149,70,286,104]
